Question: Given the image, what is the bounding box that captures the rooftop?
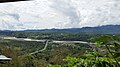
[0,55,11,61]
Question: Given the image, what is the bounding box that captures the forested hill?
[24,25,120,34]
[0,25,120,35]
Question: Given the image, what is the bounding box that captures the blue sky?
[0,0,120,30]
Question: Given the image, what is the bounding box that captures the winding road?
[1,37,96,54]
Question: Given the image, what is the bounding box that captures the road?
[1,37,96,55]
[1,37,96,45]
[30,40,49,55]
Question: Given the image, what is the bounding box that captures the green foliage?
[0,38,90,67]
[63,53,117,67]
[49,34,120,67]
[0,32,120,67]
[10,32,100,41]
[49,52,117,67]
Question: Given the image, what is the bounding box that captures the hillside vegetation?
[0,31,119,67]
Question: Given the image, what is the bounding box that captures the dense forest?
[0,30,102,41]
[0,31,120,67]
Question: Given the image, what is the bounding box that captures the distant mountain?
[22,25,120,34]
[0,25,120,34]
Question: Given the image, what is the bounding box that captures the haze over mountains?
[23,25,120,34]
[0,25,120,34]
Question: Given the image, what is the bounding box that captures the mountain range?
[0,25,120,34]
[22,25,120,34]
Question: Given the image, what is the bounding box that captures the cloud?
[0,0,120,30]
[50,0,81,28]
[76,0,120,27]
[49,0,120,28]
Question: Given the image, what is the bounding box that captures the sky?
[0,0,120,30]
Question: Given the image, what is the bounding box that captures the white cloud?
[50,0,81,28]
[0,0,119,30]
